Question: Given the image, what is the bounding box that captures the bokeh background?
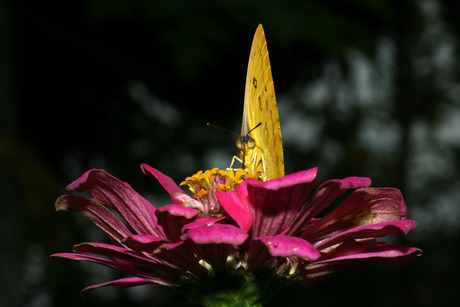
[1,0,459,306]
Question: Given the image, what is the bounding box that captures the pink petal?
[316,220,419,251]
[300,243,422,281]
[182,216,227,232]
[247,168,318,237]
[52,252,153,278]
[288,176,371,236]
[301,187,407,243]
[315,243,422,264]
[73,243,159,267]
[186,224,249,245]
[155,205,200,241]
[55,194,132,244]
[141,164,186,205]
[216,182,253,231]
[122,235,165,253]
[67,169,163,238]
[81,277,175,295]
[63,242,187,278]
[185,224,249,274]
[156,204,199,218]
[56,248,186,285]
[255,235,321,260]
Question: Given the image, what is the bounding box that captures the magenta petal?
[247,168,318,237]
[186,224,249,245]
[316,220,419,251]
[255,168,318,191]
[289,176,371,236]
[186,224,249,274]
[182,216,227,232]
[218,169,317,235]
[156,204,199,219]
[122,235,165,253]
[67,169,163,238]
[73,243,158,266]
[52,252,153,278]
[155,205,200,241]
[316,243,422,264]
[67,242,189,278]
[301,187,407,243]
[299,243,422,282]
[55,194,132,244]
[255,235,321,260]
[141,164,186,205]
[81,277,174,295]
[216,183,253,231]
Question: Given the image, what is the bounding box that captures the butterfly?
[236,24,284,181]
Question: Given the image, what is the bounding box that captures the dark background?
[1,0,459,306]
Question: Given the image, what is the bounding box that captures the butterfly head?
[237,122,262,170]
[236,133,256,152]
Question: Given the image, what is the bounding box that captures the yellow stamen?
[180,166,264,199]
[196,189,208,198]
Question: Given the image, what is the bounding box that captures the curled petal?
[315,243,422,265]
[122,235,165,253]
[55,194,132,244]
[66,242,188,278]
[316,220,419,251]
[255,235,321,260]
[141,164,186,205]
[81,277,175,295]
[67,169,163,237]
[301,243,422,281]
[301,187,407,243]
[289,176,371,236]
[73,243,159,268]
[52,252,153,278]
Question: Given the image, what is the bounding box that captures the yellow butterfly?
[236,24,284,181]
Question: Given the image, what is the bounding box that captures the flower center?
[181,166,263,199]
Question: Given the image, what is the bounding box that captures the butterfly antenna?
[206,122,239,136]
[249,122,262,133]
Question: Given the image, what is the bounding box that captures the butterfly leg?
[250,149,267,181]
[228,155,243,172]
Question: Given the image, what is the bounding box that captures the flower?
[53,164,421,305]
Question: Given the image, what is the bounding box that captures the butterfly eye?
[246,135,256,149]
[236,137,242,149]
[236,134,256,149]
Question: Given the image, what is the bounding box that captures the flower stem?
[179,270,284,306]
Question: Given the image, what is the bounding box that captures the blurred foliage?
[2,0,460,306]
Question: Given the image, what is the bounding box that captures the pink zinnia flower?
[53,164,421,305]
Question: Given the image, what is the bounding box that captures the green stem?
[179,270,284,306]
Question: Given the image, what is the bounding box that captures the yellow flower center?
[180,166,264,199]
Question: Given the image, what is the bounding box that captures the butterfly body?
[238,24,284,181]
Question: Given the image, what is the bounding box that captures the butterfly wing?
[240,24,284,180]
